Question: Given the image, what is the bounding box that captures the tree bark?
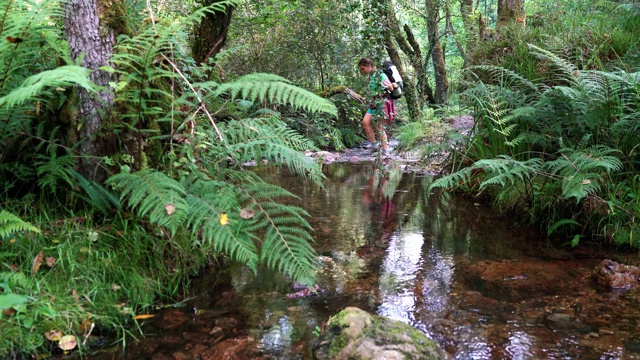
[192,1,234,66]
[425,0,449,105]
[403,24,435,106]
[381,0,421,121]
[459,0,475,67]
[64,0,117,182]
[497,0,526,28]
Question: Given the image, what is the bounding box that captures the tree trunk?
[403,24,436,106]
[192,1,234,66]
[381,0,421,121]
[459,0,475,67]
[445,4,467,68]
[426,0,449,105]
[497,0,526,28]
[64,0,117,182]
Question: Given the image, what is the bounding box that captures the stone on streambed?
[313,307,447,360]
[593,259,640,291]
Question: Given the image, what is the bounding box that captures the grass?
[0,204,203,358]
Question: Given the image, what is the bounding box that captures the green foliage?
[1,0,338,356]
[0,66,94,109]
[214,73,337,117]
[439,18,640,247]
[0,0,89,193]
[0,210,40,239]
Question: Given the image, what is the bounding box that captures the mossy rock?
[313,307,447,359]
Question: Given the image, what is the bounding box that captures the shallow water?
[121,162,640,359]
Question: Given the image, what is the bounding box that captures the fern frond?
[34,151,76,194]
[0,210,40,239]
[428,167,474,192]
[547,145,623,202]
[106,170,188,234]
[474,156,544,188]
[184,176,260,270]
[183,169,318,284]
[213,73,338,117]
[239,181,317,285]
[200,117,325,184]
[527,43,579,87]
[0,66,94,109]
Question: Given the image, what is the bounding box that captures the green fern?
[0,66,94,109]
[547,145,623,202]
[0,210,40,239]
[107,167,318,285]
[209,117,324,183]
[106,169,189,234]
[213,73,338,117]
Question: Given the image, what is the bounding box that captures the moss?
[320,308,444,359]
[98,0,131,38]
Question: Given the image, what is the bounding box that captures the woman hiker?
[358,57,395,155]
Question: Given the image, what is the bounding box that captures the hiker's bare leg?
[362,112,376,143]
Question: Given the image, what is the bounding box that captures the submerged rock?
[593,259,640,291]
[313,307,447,360]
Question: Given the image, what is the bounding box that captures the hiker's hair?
[358,57,375,67]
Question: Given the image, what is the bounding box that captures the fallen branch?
[319,85,367,104]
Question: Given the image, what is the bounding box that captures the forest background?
[1,0,639,357]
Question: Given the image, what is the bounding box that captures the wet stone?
[181,331,209,344]
[125,337,160,359]
[159,308,190,330]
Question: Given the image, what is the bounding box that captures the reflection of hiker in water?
[359,164,400,254]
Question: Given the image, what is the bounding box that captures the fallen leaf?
[45,330,63,341]
[32,251,44,275]
[165,204,176,215]
[45,257,56,267]
[240,208,255,219]
[112,284,121,291]
[5,36,23,43]
[133,314,155,320]
[2,308,15,316]
[58,335,77,351]
[219,212,229,226]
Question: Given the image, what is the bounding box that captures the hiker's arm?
[380,76,394,92]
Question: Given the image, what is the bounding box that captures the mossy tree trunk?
[459,0,475,67]
[192,0,234,66]
[426,0,449,105]
[64,0,118,182]
[497,0,526,28]
[380,0,421,121]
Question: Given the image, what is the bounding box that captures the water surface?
[129,162,640,359]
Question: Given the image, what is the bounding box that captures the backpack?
[382,61,403,99]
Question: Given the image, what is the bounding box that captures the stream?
[111,161,640,360]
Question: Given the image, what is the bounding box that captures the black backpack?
[382,61,403,99]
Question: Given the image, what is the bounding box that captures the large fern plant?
[101,1,337,285]
[440,43,640,247]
